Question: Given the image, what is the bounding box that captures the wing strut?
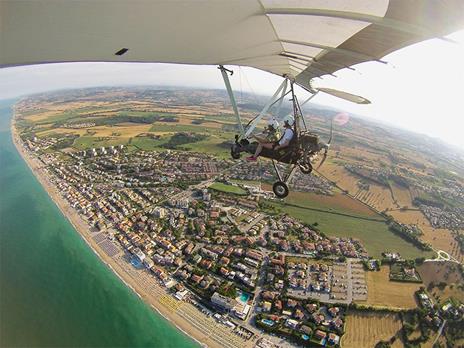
[243,78,288,139]
[219,65,244,134]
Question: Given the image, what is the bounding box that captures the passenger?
[252,119,280,143]
[246,115,294,161]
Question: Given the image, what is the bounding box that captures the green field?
[149,124,210,133]
[73,136,129,150]
[286,193,379,219]
[130,136,170,151]
[268,201,430,259]
[183,133,233,159]
[209,182,247,196]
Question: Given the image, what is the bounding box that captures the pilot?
[247,115,294,161]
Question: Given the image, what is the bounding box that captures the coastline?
[10,116,252,348]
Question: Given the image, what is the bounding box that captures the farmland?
[390,209,463,263]
[321,160,462,262]
[361,266,422,309]
[342,311,403,348]
[281,189,379,219]
[319,162,397,212]
[431,284,464,305]
[389,181,413,208]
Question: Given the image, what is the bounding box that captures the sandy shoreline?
[10,116,253,348]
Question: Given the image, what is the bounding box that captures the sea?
[0,99,198,347]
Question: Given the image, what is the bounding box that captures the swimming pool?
[130,256,144,269]
[239,292,250,303]
[261,319,275,326]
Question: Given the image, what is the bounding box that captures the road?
[239,213,267,233]
[431,319,447,346]
[425,249,462,265]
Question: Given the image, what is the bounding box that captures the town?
[22,136,372,347]
[14,88,464,348]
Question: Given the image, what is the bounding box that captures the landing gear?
[271,159,297,199]
[273,181,289,198]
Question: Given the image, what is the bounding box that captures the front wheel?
[231,145,241,159]
[273,181,289,198]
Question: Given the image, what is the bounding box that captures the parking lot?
[350,261,367,301]
[331,259,367,303]
[331,262,349,301]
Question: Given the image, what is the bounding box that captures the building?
[233,303,251,320]
[285,319,299,329]
[153,207,166,218]
[143,258,154,269]
[328,333,340,345]
[211,292,237,312]
[133,247,146,262]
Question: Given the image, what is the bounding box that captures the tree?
[415,257,425,265]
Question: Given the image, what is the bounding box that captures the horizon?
[6,83,464,155]
[1,27,463,150]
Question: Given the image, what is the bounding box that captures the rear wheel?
[273,181,289,198]
[299,161,312,174]
[299,151,313,174]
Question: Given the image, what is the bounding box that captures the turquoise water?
[238,291,250,304]
[0,99,198,348]
[261,319,274,326]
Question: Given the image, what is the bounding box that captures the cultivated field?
[318,161,397,212]
[389,182,413,208]
[284,190,378,218]
[318,162,360,194]
[390,210,463,263]
[22,98,240,158]
[360,266,422,309]
[342,311,403,348]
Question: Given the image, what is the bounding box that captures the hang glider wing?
[1,0,464,92]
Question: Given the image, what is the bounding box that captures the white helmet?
[283,115,295,127]
[267,118,279,129]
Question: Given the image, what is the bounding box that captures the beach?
[10,115,254,348]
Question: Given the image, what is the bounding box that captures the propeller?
[317,118,333,169]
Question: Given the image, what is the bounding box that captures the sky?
[1,30,463,149]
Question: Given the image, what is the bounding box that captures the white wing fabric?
[1,0,463,92]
